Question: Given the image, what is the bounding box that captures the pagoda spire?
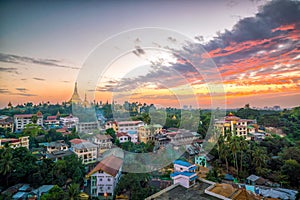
[69,81,82,103]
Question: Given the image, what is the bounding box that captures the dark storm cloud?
[0,53,79,70]
[205,0,300,51]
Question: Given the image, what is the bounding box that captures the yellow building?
[138,124,163,144]
[214,113,256,138]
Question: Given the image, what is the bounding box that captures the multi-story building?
[91,134,113,150]
[44,116,60,128]
[14,111,43,132]
[127,130,138,143]
[138,124,163,144]
[70,140,98,164]
[76,121,99,133]
[166,129,199,146]
[0,115,13,132]
[46,140,69,153]
[214,112,256,138]
[105,121,118,132]
[0,136,29,149]
[60,114,79,129]
[117,121,144,132]
[170,160,197,188]
[87,155,123,198]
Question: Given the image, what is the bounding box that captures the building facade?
[70,140,98,164]
[14,112,43,132]
[0,136,29,149]
[170,160,197,188]
[87,155,123,198]
[138,124,162,144]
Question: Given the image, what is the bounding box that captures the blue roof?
[127,130,137,134]
[224,174,234,181]
[174,160,192,167]
[170,171,196,177]
[190,166,197,170]
[190,175,198,181]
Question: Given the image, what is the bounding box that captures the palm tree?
[239,137,248,173]
[67,183,80,200]
[0,147,14,186]
[251,147,268,169]
[219,143,229,173]
[230,136,240,173]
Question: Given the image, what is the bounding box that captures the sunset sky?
[0,0,299,109]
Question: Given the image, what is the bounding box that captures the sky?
[0,0,299,109]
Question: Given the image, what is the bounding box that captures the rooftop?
[95,134,113,140]
[73,141,97,149]
[145,180,218,200]
[69,138,88,144]
[174,160,193,167]
[87,155,123,177]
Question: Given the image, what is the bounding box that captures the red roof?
[14,114,33,118]
[116,132,128,138]
[47,116,57,120]
[87,155,123,177]
[69,138,88,144]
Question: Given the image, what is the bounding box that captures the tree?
[41,185,66,200]
[230,136,240,173]
[0,147,13,186]
[239,137,248,173]
[67,183,80,200]
[281,159,300,187]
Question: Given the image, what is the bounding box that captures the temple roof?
[69,82,82,103]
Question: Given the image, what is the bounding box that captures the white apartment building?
[76,121,99,133]
[117,121,144,132]
[87,155,123,197]
[14,112,43,132]
[60,114,79,129]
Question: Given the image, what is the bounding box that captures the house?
[246,174,266,185]
[46,140,68,153]
[116,132,130,143]
[195,155,207,167]
[87,155,123,198]
[70,140,98,164]
[170,160,197,188]
[0,115,14,132]
[0,136,29,149]
[127,130,138,143]
[29,185,54,199]
[14,111,43,132]
[91,134,113,150]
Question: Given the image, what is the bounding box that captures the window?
[108,186,111,190]
[107,178,111,181]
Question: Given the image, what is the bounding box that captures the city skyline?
[0,0,299,109]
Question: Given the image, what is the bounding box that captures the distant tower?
[8,101,12,109]
[83,92,90,107]
[69,82,82,104]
